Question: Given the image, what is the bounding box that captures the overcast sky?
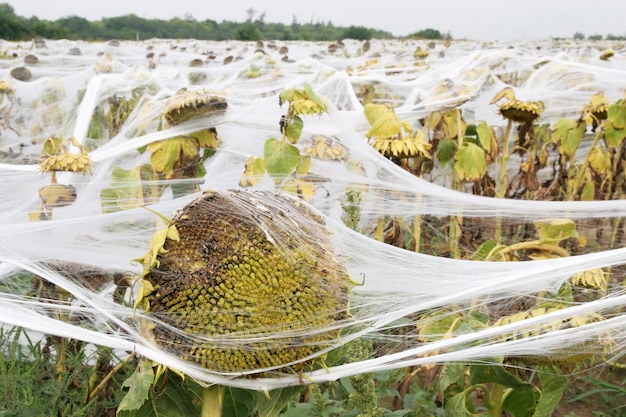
[5,0,626,41]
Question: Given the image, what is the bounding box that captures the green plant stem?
[495,120,513,243]
[202,384,225,417]
[490,383,505,417]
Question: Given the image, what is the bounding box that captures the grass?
[0,326,133,417]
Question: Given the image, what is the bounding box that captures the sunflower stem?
[495,120,513,243]
[201,384,225,417]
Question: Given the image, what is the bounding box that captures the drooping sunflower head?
[144,190,353,376]
[38,137,92,175]
[491,87,544,124]
[163,88,228,127]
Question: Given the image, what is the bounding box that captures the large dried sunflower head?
[145,190,353,376]
[163,88,228,127]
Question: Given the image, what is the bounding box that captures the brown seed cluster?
[146,190,352,375]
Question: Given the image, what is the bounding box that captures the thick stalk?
[495,120,513,243]
[201,385,225,417]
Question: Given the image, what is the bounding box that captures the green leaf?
[531,366,567,417]
[534,218,578,244]
[454,142,487,181]
[551,118,585,157]
[101,165,162,213]
[418,310,462,342]
[222,388,255,417]
[263,138,300,183]
[117,371,201,417]
[476,121,492,153]
[436,138,457,166]
[603,122,626,148]
[117,360,154,413]
[606,100,626,128]
[439,363,467,393]
[285,115,304,144]
[470,239,498,260]
[469,364,534,390]
[255,386,303,417]
[502,388,541,417]
[444,390,478,417]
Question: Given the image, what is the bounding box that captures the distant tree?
[587,34,603,41]
[0,3,30,40]
[606,33,625,40]
[409,28,446,39]
[341,25,372,41]
[235,22,262,41]
[573,32,585,40]
[56,16,94,39]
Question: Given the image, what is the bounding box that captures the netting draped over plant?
[1,38,625,390]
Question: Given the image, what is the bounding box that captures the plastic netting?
[1,37,625,390]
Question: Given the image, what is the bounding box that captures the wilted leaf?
[239,156,266,187]
[295,154,311,175]
[39,183,77,208]
[442,110,466,139]
[588,146,612,174]
[117,360,154,413]
[454,142,487,181]
[149,138,181,177]
[132,279,154,312]
[490,87,516,105]
[304,83,327,113]
[551,118,585,157]
[263,138,300,182]
[192,128,219,149]
[571,269,607,292]
[364,103,402,139]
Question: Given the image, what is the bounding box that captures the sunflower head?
[491,87,544,123]
[39,137,92,175]
[144,190,353,376]
[164,88,228,127]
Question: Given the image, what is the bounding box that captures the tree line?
[0,3,425,42]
